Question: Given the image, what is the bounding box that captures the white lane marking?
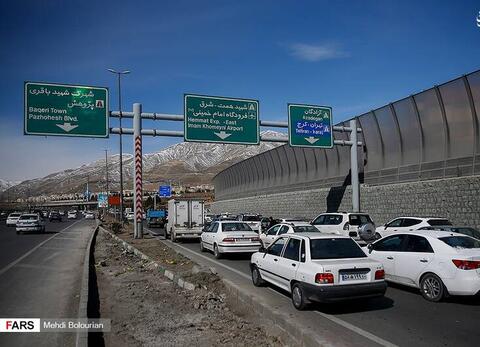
[163,238,397,347]
[264,287,397,347]
[0,219,83,277]
[315,311,398,347]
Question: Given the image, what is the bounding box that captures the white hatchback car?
[375,217,451,239]
[200,221,261,258]
[251,233,387,310]
[260,222,319,248]
[366,231,480,302]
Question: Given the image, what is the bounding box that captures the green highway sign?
[184,94,259,145]
[288,103,333,148]
[24,82,109,138]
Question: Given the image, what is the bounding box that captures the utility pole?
[105,149,109,218]
[104,149,109,196]
[350,118,360,212]
[108,68,130,222]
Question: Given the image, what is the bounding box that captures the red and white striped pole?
[133,103,143,238]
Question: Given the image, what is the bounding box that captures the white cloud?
[286,43,348,62]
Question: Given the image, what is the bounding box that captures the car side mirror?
[258,246,266,253]
[367,243,374,253]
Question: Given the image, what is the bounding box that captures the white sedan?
[200,221,261,258]
[366,231,480,301]
[260,222,319,248]
[6,212,22,226]
[251,233,387,310]
[16,214,45,233]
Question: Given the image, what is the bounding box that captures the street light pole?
[108,68,130,222]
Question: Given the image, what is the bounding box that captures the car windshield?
[428,219,451,226]
[222,223,252,232]
[242,216,261,221]
[10,213,21,217]
[348,214,373,226]
[439,236,480,249]
[19,215,38,220]
[310,238,367,259]
[293,225,319,233]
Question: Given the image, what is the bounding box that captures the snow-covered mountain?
[2,130,286,199]
[0,179,19,193]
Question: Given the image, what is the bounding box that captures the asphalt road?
[0,218,78,268]
[0,218,96,347]
[149,227,480,347]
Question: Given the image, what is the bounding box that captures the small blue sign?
[98,193,108,207]
[159,185,171,197]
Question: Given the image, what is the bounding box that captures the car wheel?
[172,231,177,243]
[291,283,309,310]
[200,241,206,252]
[420,273,445,302]
[214,244,222,259]
[251,265,266,287]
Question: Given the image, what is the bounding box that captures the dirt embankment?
[95,230,280,346]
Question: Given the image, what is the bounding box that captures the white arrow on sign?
[305,136,319,144]
[214,131,232,140]
[56,122,79,132]
[305,136,318,145]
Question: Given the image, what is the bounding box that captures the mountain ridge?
[1,130,286,199]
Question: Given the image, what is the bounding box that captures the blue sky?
[1,0,480,181]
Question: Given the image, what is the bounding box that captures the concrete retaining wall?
[211,175,480,229]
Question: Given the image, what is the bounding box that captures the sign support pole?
[133,103,143,238]
[350,118,360,212]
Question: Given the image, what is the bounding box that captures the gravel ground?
[95,231,280,347]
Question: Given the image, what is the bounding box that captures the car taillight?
[250,237,260,242]
[452,259,480,270]
[222,237,235,242]
[315,273,334,284]
[375,269,385,280]
[343,222,350,231]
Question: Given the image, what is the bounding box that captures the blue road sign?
[159,185,171,197]
[98,193,108,208]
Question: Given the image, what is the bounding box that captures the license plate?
[341,273,367,281]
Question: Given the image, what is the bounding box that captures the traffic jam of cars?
[3,209,96,234]
[162,203,480,309]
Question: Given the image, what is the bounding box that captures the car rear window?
[427,219,451,226]
[439,236,480,249]
[19,215,38,220]
[310,238,367,259]
[451,228,480,240]
[10,213,21,217]
[222,223,252,232]
[293,225,319,233]
[242,216,261,221]
[349,214,373,226]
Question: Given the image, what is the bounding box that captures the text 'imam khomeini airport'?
[211,70,480,230]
